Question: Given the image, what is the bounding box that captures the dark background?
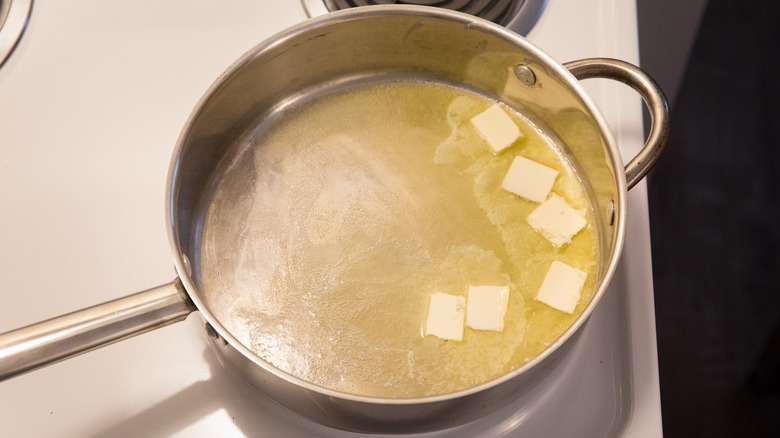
[644,1,780,436]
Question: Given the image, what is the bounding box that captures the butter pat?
[536,261,587,313]
[502,156,559,203]
[425,292,466,341]
[470,103,521,154]
[466,285,510,331]
[527,194,587,247]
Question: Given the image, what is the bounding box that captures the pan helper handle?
[0,279,196,381]
[564,58,671,190]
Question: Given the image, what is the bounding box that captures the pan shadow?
[83,343,313,437]
[82,307,626,438]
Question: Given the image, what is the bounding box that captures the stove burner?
[301,0,546,34]
[0,0,32,68]
[330,1,520,26]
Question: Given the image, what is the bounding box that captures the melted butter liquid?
[199,81,599,398]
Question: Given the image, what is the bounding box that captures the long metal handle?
[0,279,196,381]
[564,58,671,190]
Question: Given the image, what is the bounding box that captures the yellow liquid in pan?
[200,81,599,398]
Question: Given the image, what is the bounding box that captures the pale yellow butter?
[536,261,587,313]
[527,194,587,247]
[470,103,522,154]
[502,155,559,203]
[466,284,510,331]
[425,292,466,341]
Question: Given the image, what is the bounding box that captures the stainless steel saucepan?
[0,6,668,433]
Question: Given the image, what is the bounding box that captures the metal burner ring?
[301,0,546,35]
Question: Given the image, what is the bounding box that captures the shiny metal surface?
[165,6,660,432]
[0,281,195,381]
[0,0,32,68]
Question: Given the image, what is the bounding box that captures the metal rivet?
[205,322,227,345]
[181,253,193,277]
[607,201,616,226]
[205,322,218,339]
[514,64,536,86]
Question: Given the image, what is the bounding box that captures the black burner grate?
[323,0,525,26]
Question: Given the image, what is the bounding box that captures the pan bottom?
[194,76,599,398]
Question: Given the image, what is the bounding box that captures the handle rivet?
[181,253,193,277]
[607,200,616,226]
[514,64,536,86]
[205,323,227,345]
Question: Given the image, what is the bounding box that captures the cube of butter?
[536,261,587,313]
[470,103,522,154]
[502,156,559,203]
[425,292,466,341]
[527,194,587,247]
[466,285,510,331]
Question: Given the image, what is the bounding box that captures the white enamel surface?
[0,1,661,437]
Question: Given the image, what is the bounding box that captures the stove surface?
[0,1,661,436]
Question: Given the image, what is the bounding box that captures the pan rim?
[165,4,628,406]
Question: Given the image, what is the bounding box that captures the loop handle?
[564,58,670,189]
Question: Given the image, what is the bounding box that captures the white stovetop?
[0,1,661,436]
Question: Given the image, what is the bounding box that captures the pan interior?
[192,74,600,398]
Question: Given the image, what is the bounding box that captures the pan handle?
[563,58,670,190]
[0,279,196,381]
